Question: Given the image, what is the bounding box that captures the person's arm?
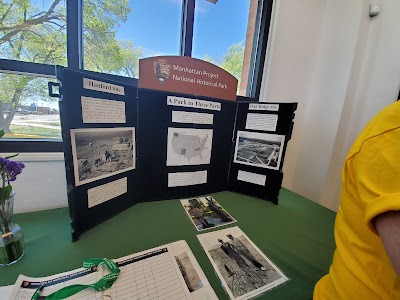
[374,210,400,276]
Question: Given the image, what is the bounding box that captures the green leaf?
[0,185,12,199]
[0,129,4,138]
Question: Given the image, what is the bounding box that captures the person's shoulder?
[367,101,400,131]
[347,101,400,160]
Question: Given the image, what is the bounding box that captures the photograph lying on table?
[197,226,289,300]
[233,131,285,170]
[71,127,135,186]
[9,240,218,300]
[181,196,236,231]
[167,127,213,166]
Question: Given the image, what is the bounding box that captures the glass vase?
[0,191,24,266]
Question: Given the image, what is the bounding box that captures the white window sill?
[0,152,64,162]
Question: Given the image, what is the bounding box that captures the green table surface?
[0,189,336,299]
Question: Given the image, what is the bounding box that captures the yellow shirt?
[314,101,400,299]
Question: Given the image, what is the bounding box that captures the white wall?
[320,0,400,210]
[262,0,400,210]
[0,153,68,213]
[260,0,326,194]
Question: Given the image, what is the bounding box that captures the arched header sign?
[138,56,238,101]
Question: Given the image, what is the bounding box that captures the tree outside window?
[0,0,141,137]
[0,0,258,138]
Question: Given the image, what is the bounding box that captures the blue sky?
[117,0,250,61]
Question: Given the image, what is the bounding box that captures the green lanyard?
[31,258,120,300]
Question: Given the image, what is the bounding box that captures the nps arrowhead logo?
[153,59,171,83]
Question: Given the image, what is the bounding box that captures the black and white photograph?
[197,227,288,300]
[71,128,135,186]
[181,196,236,231]
[233,131,285,170]
[175,251,204,293]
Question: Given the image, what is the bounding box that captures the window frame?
[0,0,273,152]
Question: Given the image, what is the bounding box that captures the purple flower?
[0,157,24,183]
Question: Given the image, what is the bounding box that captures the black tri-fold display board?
[53,56,297,241]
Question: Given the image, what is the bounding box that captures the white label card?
[172,111,214,125]
[83,78,125,95]
[168,170,207,187]
[167,96,221,111]
[81,96,126,123]
[249,103,279,111]
[237,170,266,186]
[245,113,278,132]
[87,177,127,208]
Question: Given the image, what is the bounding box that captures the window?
[83,0,182,78]
[0,0,67,65]
[0,73,61,139]
[0,0,273,151]
[192,0,256,96]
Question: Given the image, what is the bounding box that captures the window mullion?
[248,0,273,98]
[67,0,83,70]
[180,0,195,57]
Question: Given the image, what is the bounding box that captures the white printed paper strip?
[249,103,279,111]
[83,78,125,95]
[245,113,278,132]
[237,170,266,186]
[167,96,221,111]
[81,96,126,124]
[172,111,214,125]
[168,170,207,187]
[88,177,127,208]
